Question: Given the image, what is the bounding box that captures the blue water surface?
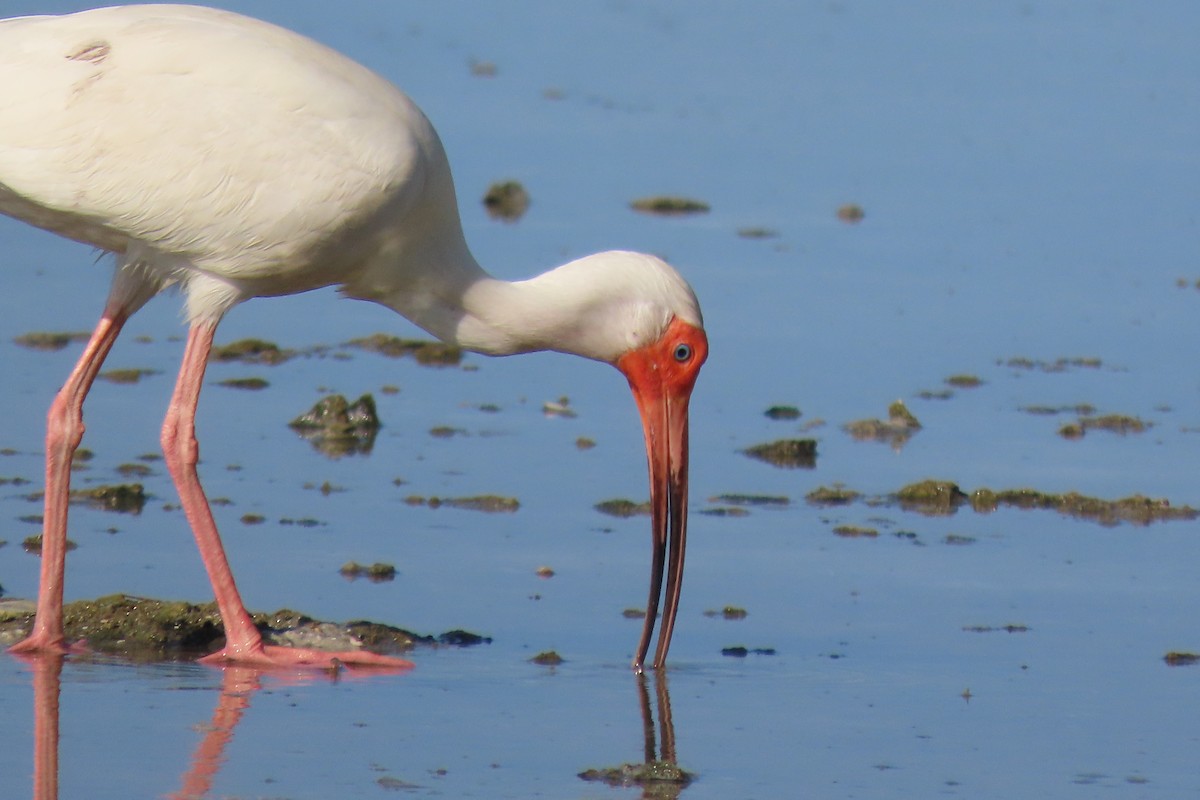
[1,2,1199,798]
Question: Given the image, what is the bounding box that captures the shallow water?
[2,1,1200,797]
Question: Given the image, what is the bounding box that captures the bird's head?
[616,308,707,671]
[557,252,708,670]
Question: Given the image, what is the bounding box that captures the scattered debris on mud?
[289,393,381,457]
[482,180,531,222]
[344,334,463,366]
[629,195,710,216]
[0,594,487,659]
[844,400,922,449]
[741,439,817,469]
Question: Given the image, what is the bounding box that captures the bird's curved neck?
[358,246,588,359]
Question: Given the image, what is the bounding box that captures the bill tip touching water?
[0,4,706,671]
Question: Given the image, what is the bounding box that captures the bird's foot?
[7,631,89,658]
[198,643,413,672]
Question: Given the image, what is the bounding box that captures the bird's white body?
[1,4,706,670]
[0,4,700,359]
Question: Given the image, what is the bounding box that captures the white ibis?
[1,5,707,671]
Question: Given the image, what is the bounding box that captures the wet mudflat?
[2,2,1200,798]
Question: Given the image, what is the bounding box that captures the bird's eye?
[673,343,692,362]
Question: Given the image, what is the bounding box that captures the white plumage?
[2,4,707,671]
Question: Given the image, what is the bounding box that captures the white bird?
[1,5,707,671]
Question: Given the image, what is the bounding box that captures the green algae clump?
[896,480,968,515]
[289,394,381,457]
[579,760,694,790]
[805,485,862,506]
[595,498,652,517]
[742,439,817,469]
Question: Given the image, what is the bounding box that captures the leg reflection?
[169,666,263,800]
[28,653,64,800]
[581,671,694,797]
[19,655,267,800]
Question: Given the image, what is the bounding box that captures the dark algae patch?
[70,483,146,513]
[742,438,817,468]
[704,606,748,619]
[482,179,531,222]
[13,331,90,351]
[709,494,789,507]
[1002,355,1103,373]
[844,400,922,448]
[217,377,269,390]
[721,646,777,657]
[945,374,984,388]
[629,195,710,216]
[896,480,969,515]
[98,367,160,384]
[406,495,519,512]
[23,534,77,554]
[836,203,865,223]
[763,404,801,420]
[211,338,294,365]
[1164,652,1200,667]
[971,488,1195,526]
[530,650,564,666]
[1058,414,1149,439]
[579,761,694,792]
[339,561,397,582]
[806,485,861,506]
[595,498,652,517]
[289,393,380,457]
[875,480,1198,526]
[833,525,879,538]
[344,333,463,366]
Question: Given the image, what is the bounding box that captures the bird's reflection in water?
[167,666,261,800]
[20,653,277,800]
[22,655,694,798]
[580,671,694,798]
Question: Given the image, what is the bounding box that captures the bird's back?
[0,4,458,298]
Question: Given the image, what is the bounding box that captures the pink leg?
[164,322,412,671]
[10,312,128,655]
